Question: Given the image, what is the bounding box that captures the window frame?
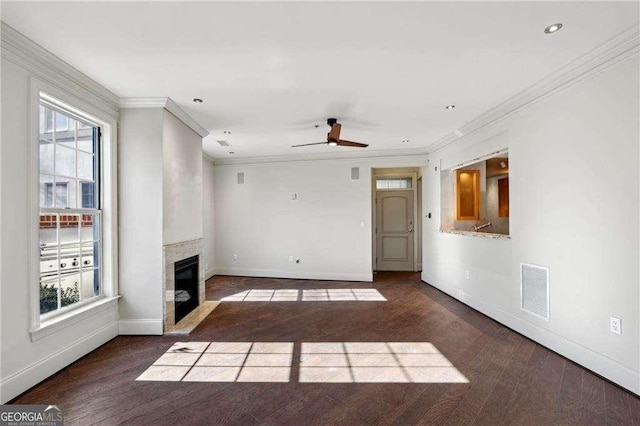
[38,102,103,318]
[28,78,119,340]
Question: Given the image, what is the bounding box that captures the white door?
[376,190,414,271]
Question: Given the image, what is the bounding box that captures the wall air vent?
[351,167,360,181]
[217,140,231,147]
[521,263,550,320]
[237,172,245,185]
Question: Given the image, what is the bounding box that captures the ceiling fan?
[292,118,369,148]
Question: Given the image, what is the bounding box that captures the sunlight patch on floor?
[136,342,468,384]
[299,342,468,383]
[219,289,386,302]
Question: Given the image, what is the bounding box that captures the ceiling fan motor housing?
[327,118,338,127]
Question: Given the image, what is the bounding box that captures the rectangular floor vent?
[521,263,549,320]
[351,167,360,181]
[237,172,245,184]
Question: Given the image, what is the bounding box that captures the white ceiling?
[2,2,638,159]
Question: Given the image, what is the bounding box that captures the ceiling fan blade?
[291,142,328,148]
[336,139,368,148]
[328,123,342,142]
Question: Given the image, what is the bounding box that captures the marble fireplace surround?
[163,238,205,332]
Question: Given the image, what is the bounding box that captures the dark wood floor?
[13,272,640,425]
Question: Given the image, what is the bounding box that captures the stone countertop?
[438,229,511,240]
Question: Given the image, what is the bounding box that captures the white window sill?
[30,295,121,342]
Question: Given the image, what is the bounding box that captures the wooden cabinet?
[498,177,509,217]
[456,169,480,220]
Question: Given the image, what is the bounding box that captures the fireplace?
[174,255,199,323]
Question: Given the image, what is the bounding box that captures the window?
[39,102,101,316]
[376,177,413,190]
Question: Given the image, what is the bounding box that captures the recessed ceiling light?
[193,98,203,104]
[544,23,563,34]
[328,141,338,147]
[402,139,409,143]
[223,130,231,135]
[445,105,455,110]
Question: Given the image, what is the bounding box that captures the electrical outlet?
[465,270,470,280]
[289,255,294,262]
[610,317,621,335]
[233,252,238,261]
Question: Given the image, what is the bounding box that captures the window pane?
[59,214,80,244]
[45,108,55,133]
[77,127,94,152]
[81,268,100,300]
[80,213,98,242]
[81,183,96,209]
[60,272,80,308]
[40,277,60,315]
[77,151,94,181]
[55,111,69,132]
[55,145,76,178]
[39,141,54,175]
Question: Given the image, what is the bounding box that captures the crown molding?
[202,153,216,165]
[118,97,209,138]
[428,23,640,155]
[210,147,429,166]
[1,22,119,119]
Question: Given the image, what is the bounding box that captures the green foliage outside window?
[40,281,80,314]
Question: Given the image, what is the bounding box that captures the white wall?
[203,157,216,279]
[118,108,164,333]
[0,54,118,403]
[162,110,203,246]
[213,156,426,281]
[423,56,639,394]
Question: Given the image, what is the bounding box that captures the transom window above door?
[376,177,412,190]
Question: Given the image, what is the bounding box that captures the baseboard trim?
[205,267,216,280]
[215,267,373,282]
[0,322,118,403]
[118,319,164,335]
[423,278,640,396]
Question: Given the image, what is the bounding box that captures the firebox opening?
[174,255,199,323]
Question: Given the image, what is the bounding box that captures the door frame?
[371,170,419,272]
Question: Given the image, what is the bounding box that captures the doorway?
[376,190,414,270]
[372,168,421,272]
